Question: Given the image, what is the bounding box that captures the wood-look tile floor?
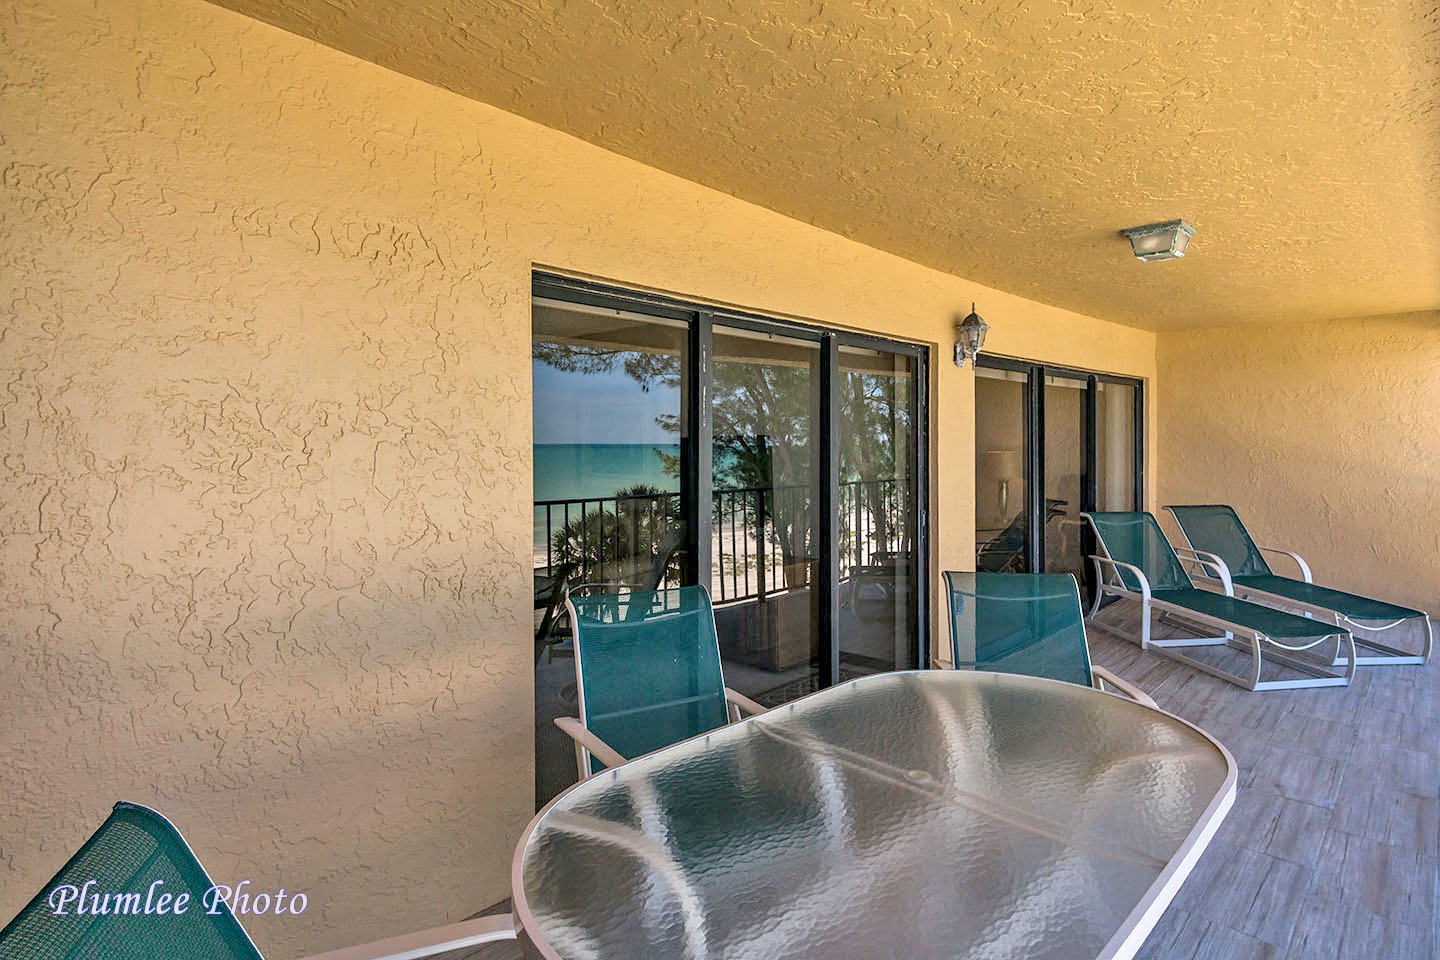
[1090,605,1439,960]
[441,604,1438,959]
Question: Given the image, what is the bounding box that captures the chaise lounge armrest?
[1172,546,1234,595]
[1257,545,1313,583]
[1088,554,1153,604]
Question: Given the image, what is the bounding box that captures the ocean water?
[534,443,680,502]
[534,443,680,552]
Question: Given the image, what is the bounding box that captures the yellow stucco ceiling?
[206,0,1439,331]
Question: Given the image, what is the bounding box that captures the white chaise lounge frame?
[1166,530,1433,668]
[1083,517,1356,692]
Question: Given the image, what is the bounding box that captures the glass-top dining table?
[512,670,1236,959]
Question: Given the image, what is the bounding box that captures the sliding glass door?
[837,345,920,675]
[708,325,821,697]
[1043,372,1087,581]
[531,300,689,590]
[1096,380,1139,511]
[530,298,692,805]
[532,274,928,802]
[974,367,1029,572]
[974,357,1143,596]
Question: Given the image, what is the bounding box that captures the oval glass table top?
[514,670,1235,960]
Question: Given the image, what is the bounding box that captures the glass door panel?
[1043,374,1087,579]
[531,275,932,801]
[709,326,821,704]
[1097,381,1138,510]
[975,357,1141,606]
[837,346,919,675]
[531,300,688,805]
[975,367,1030,572]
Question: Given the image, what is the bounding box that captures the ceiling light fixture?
[1120,219,1196,262]
[954,303,989,368]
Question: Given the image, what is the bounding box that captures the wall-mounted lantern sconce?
[954,303,989,368]
[1120,219,1196,262]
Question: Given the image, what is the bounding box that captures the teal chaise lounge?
[1165,504,1432,667]
[1082,511,1356,691]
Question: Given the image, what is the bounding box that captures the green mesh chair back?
[569,585,730,776]
[1165,505,1274,578]
[1082,512,1194,593]
[0,802,264,960]
[944,571,1094,688]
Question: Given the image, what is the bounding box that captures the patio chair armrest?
[725,687,767,721]
[1088,555,1152,604]
[1091,666,1159,709]
[553,716,628,771]
[1258,545,1312,582]
[297,914,517,960]
[1173,546,1234,595]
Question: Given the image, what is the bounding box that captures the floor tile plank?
[1089,611,1440,960]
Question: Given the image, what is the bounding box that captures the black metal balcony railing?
[534,479,909,604]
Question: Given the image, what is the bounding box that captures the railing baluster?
[756,487,767,603]
[713,492,723,600]
[734,491,742,601]
[563,503,571,568]
[544,505,553,575]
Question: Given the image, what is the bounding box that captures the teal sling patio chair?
[943,571,1158,707]
[554,584,767,780]
[0,802,516,960]
[1165,504,1432,667]
[1082,511,1356,692]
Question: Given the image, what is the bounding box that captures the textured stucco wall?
[0,0,1155,953]
[1158,314,1440,614]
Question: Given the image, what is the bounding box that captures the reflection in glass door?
[531,303,689,588]
[1043,374,1087,581]
[974,358,1143,598]
[837,346,919,674]
[1097,381,1139,511]
[531,274,929,803]
[530,299,689,805]
[975,367,1030,571]
[708,326,821,700]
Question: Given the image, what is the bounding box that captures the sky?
[532,360,679,445]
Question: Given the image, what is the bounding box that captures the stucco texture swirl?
[0,0,533,951]
[1158,314,1440,617]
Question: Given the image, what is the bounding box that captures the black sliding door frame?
[975,355,1144,597]
[818,339,840,685]
[685,311,714,591]
[533,271,930,686]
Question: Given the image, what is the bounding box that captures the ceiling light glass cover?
[1121,220,1196,262]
